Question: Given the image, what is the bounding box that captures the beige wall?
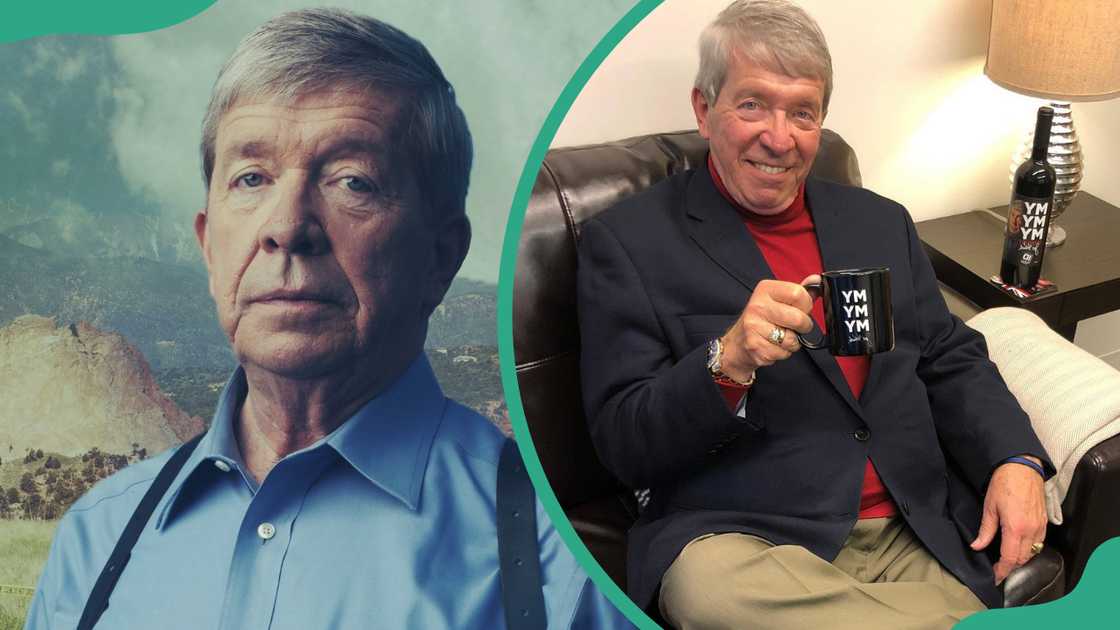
[553,0,1120,362]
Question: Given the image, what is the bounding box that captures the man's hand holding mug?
[718,279,815,382]
[720,268,895,382]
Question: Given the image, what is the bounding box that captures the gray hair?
[695,0,833,115]
[200,8,473,222]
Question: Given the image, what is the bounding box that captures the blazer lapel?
[802,178,870,423]
[685,169,868,423]
[684,165,774,291]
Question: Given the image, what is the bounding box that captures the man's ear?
[194,208,221,300]
[194,208,211,270]
[423,214,471,313]
[691,87,713,140]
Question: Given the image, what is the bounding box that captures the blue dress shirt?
[26,355,631,629]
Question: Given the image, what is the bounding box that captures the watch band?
[708,337,756,387]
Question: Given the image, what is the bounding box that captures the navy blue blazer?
[576,165,1053,611]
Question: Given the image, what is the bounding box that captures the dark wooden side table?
[917,192,1120,341]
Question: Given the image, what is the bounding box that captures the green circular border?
[495,1,1120,628]
[497,1,664,627]
[0,0,217,43]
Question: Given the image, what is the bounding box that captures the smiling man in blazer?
[577,1,1053,628]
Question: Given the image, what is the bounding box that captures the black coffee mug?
[795,267,894,356]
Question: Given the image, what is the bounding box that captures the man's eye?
[791,109,820,130]
[236,172,265,188]
[341,176,377,194]
[741,101,760,111]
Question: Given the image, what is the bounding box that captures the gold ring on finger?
[1030,542,1044,556]
[767,327,786,346]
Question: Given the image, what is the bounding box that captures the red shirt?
[709,158,896,519]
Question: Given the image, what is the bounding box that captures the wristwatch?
[706,337,755,386]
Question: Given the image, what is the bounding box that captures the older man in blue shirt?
[26,9,629,630]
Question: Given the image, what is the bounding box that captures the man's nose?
[759,111,796,155]
[257,176,328,256]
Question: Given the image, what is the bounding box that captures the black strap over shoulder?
[77,433,204,630]
[77,434,546,629]
[497,438,547,630]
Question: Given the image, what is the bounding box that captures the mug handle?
[795,280,828,350]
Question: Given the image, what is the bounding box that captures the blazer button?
[853,428,871,442]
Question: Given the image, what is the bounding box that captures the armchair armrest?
[1002,547,1064,607]
[967,307,1120,591]
[1050,433,1120,588]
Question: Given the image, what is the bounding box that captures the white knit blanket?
[966,307,1120,524]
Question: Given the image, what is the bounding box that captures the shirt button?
[257,522,276,541]
[853,428,871,442]
[214,460,231,472]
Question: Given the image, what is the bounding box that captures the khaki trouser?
[659,517,986,630]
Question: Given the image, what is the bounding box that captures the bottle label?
[1005,195,1050,263]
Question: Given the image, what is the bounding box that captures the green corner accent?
[497,1,663,628]
[956,536,1120,628]
[1,0,217,43]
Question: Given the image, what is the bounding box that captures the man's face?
[196,89,466,379]
[692,53,824,215]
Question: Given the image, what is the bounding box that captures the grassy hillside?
[0,446,141,521]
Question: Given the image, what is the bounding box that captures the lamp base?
[1047,224,1066,248]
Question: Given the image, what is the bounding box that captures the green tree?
[43,501,60,520]
[20,472,36,493]
[24,491,42,519]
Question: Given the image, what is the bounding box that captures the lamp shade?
[985,0,1120,101]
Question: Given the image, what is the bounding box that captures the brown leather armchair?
[513,129,1115,612]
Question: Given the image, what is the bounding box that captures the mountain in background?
[427,345,507,434]
[0,315,204,458]
[0,234,233,370]
[2,211,199,265]
[0,226,505,458]
[428,292,497,349]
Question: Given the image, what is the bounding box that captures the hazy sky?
[0,0,632,280]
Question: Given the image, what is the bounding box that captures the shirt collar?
[325,355,445,510]
[155,353,445,530]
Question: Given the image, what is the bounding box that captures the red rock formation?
[0,315,204,457]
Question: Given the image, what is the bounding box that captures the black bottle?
[999,106,1057,289]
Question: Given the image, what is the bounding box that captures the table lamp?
[985,0,1120,247]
